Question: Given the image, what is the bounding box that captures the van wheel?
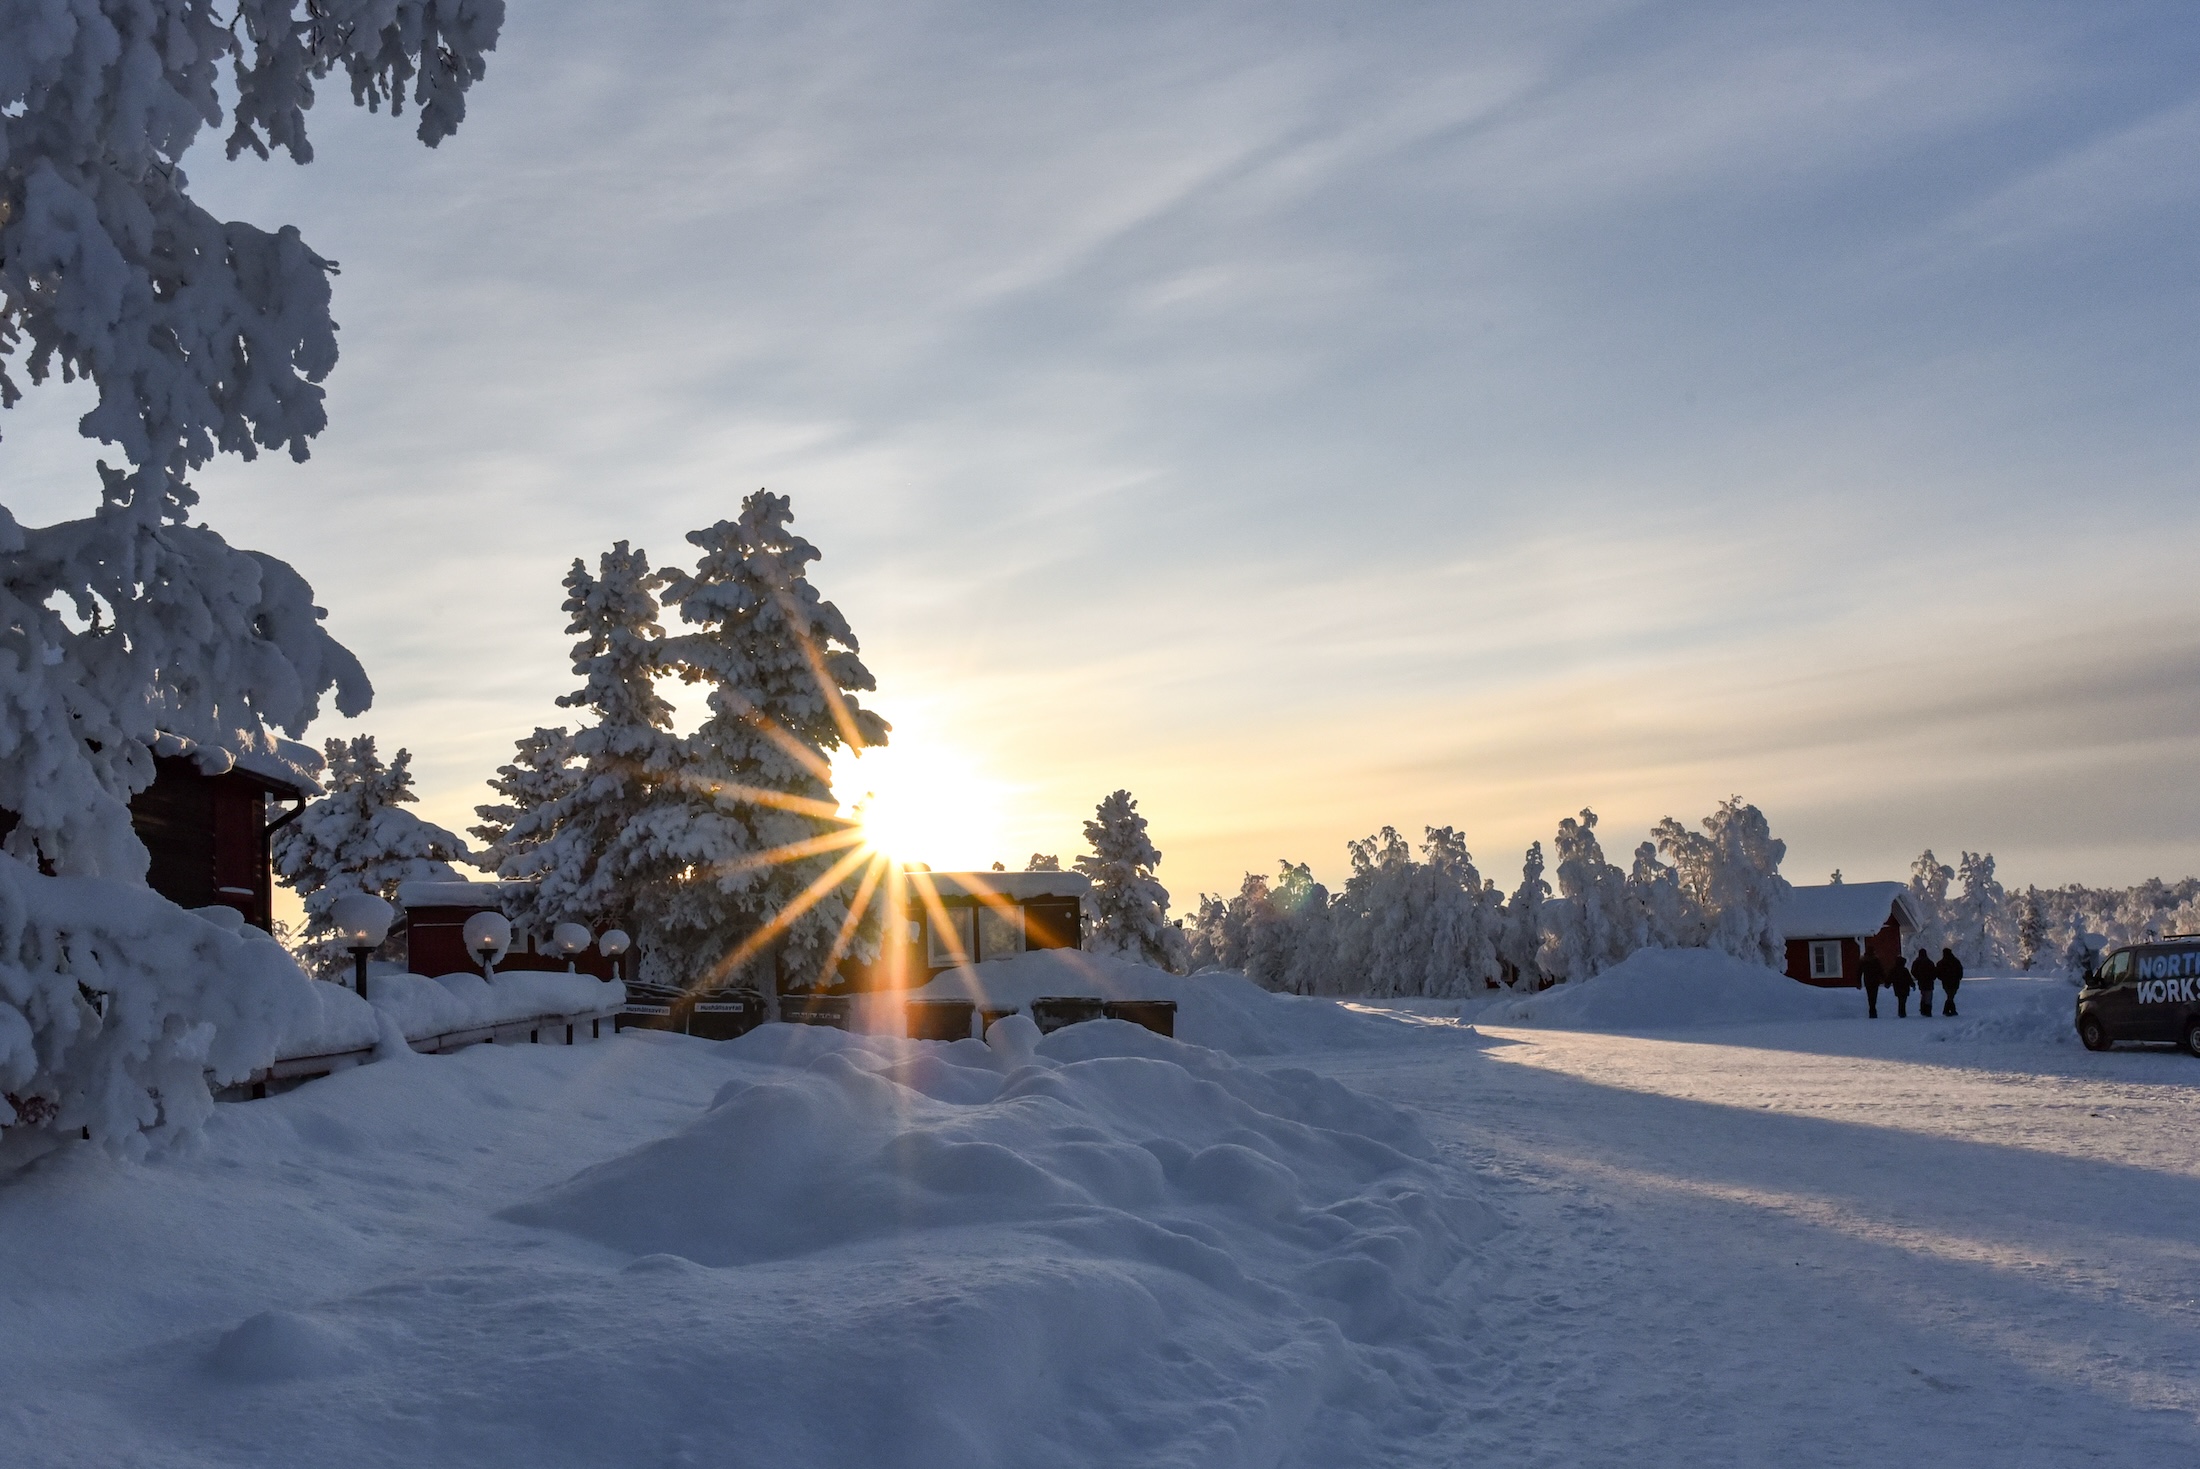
[2184,1018,2200,1060]
[2078,1014,2111,1052]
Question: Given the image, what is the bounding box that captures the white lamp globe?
[330,892,395,949]
[462,910,513,964]
[599,929,631,957]
[552,922,592,957]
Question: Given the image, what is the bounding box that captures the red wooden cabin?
[1778,882,1920,987]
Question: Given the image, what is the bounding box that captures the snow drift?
[1476,946,1858,1030]
[486,1017,1494,1465]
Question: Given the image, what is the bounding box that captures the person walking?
[1887,952,1913,1018]
[1938,946,1964,1016]
[1860,949,1885,1018]
[1913,947,1937,1018]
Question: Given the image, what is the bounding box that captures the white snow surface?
[902,947,1402,1053]
[1476,945,1861,1029]
[6,957,2197,1466]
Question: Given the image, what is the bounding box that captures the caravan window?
[926,908,975,968]
[977,904,1026,962]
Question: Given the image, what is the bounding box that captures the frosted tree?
[273,735,471,976]
[2014,885,2046,971]
[1653,798,1792,966]
[1549,809,1637,982]
[1025,853,1062,871]
[1255,860,1333,994]
[1075,789,1189,971]
[470,726,579,860]
[0,0,499,863]
[1906,851,1954,953]
[1500,843,1551,989]
[1334,827,1417,995]
[1629,840,1699,948]
[1418,826,1501,995]
[492,546,685,941]
[1946,851,2008,969]
[0,2,498,1151]
[646,494,889,991]
[1189,872,1270,973]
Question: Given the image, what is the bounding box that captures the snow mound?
[903,948,1407,1054]
[1926,976,2079,1047]
[1476,946,1858,1030]
[500,1019,1492,1462]
[206,1310,358,1382]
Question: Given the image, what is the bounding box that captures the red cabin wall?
[401,905,618,980]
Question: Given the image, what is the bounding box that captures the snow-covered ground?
[5,955,2197,1466]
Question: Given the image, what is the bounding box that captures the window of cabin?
[976,904,1025,962]
[1808,940,1843,979]
[926,908,975,968]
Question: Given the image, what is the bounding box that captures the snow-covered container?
[849,870,1092,989]
[1777,882,1920,986]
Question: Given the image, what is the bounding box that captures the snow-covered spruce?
[641,492,889,990]
[488,544,684,942]
[273,736,472,978]
[1076,789,1190,972]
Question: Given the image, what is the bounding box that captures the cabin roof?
[907,870,1092,902]
[151,729,324,795]
[1779,881,1920,940]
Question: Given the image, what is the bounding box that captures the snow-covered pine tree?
[1075,790,1189,971]
[1500,843,1551,989]
[1549,809,1638,982]
[470,726,579,863]
[492,545,685,942]
[645,494,889,991]
[1628,840,1699,948]
[1025,854,1062,871]
[1907,850,1954,953]
[1947,851,2008,969]
[273,735,472,977]
[1653,798,1791,966]
[1418,826,1501,995]
[1255,860,1334,994]
[2014,884,2046,971]
[0,5,498,1151]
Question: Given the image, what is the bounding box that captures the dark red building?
[1778,882,1920,987]
[393,880,621,980]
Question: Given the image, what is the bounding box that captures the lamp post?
[330,892,395,1002]
[551,922,592,973]
[599,929,631,984]
[463,910,513,980]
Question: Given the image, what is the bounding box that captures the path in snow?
[1308,1012,2200,1467]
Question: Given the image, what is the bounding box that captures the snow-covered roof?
[907,871,1092,902]
[1778,882,1919,940]
[397,880,519,910]
[150,728,324,795]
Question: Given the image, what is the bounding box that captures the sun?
[836,735,1012,871]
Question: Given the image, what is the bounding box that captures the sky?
[7,0,2200,903]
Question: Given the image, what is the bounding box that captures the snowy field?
[4,953,2197,1467]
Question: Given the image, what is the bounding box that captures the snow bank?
[1476,946,1858,1030]
[496,1017,1492,1463]
[0,860,321,1159]
[1925,975,2079,1047]
[902,948,1406,1054]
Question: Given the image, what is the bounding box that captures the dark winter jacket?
[1886,957,1913,991]
[1914,950,1937,986]
[1938,948,1964,985]
[1859,953,1884,986]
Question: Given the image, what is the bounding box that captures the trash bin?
[780,994,851,1029]
[618,982,691,1033]
[905,998,976,1041]
[977,1006,1020,1036]
[1102,999,1177,1037]
[1030,996,1106,1034]
[689,987,766,1041]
